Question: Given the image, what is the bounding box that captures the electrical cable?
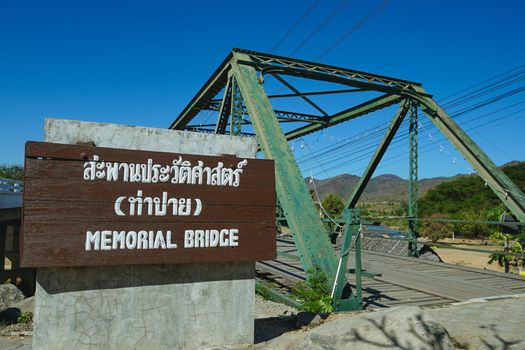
[297,81,525,173]
[270,0,321,53]
[302,98,525,176]
[317,0,390,60]
[289,0,352,56]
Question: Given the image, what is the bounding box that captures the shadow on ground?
[452,323,523,350]
[254,315,298,343]
[347,313,452,350]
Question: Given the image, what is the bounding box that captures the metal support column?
[215,76,232,134]
[230,51,339,282]
[346,100,410,208]
[332,208,362,311]
[408,100,419,256]
[230,78,244,136]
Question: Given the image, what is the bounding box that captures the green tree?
[0,164,24,181]
[420,213,452,243]
[488,232,525,273]
[454,210,494,239]
[321,194,344,218]
[419,162,525,219]
[419,162,525,240]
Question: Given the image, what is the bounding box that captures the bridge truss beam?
[169,48,525,310]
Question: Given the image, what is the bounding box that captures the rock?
[0,284,25,311]
[419,245,443,262]
[12,297,34,314]
[257,306,454,350]
[296,311,316,326]
[296,312,326,327]
[309,314,323,327]
[419,251,442,262]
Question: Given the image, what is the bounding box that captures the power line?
[289,0,352,56]
[316,107,524,178]
[317,0,390,60]
[438,64,525,103]
[358,113,523,178]
[443,71,525,110]
[270,0,320,53]
[295,70,525,170]
[273,0,389,94]
[299,86,525,176]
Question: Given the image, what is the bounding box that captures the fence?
[0,178,23,209]
[0,179,35,296]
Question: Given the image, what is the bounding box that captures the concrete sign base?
[33,119,258,350]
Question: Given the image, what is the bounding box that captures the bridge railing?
[0,178,23,193]
[0,179,35,295]
[0,178,23,209]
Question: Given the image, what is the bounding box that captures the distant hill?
[306,161,524,204]
[419,161,525,217]
[306,173,458,202]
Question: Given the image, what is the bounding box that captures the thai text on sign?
[21,142,276,267]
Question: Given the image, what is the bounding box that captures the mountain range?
[306,173,461,203]
[306,161,523,203]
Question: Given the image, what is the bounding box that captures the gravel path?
[255,294,297,318]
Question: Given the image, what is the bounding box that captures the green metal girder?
[170,48,420,131]
[332,208,362,311]
[206,102,327,124]
[230,51,338,282]
[346,100,410,208]
[211,87,363,101]
[255,280,301,308]
[243,62,419,97]
[240,48,422,90]
[230,78,243,135]
[170,54,232,130]
[408,100,419,256]
[411,86,525,223]
[215,76,232,134]
[267,88,363,99]
[285,94,403,141]
[271,73,329,117]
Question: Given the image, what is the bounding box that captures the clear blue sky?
[1,0,524,180]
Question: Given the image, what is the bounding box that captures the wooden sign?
[21,141,276,267]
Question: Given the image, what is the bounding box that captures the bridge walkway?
[256,238,525,309]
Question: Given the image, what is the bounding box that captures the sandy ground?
[430,238,509,273]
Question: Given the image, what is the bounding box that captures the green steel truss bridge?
[169,49,525,311]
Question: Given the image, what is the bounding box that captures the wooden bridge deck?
[256,238,525,309]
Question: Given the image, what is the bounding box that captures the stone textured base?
[34,263,254,350]
[32,119,257,349]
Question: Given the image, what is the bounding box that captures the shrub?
[0,164,23,181]
[488,232,525,273]
[420,213,452,243]
[291,266,333,313]
[17,311,33,324]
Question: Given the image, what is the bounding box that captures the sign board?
[21,141,276,267]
